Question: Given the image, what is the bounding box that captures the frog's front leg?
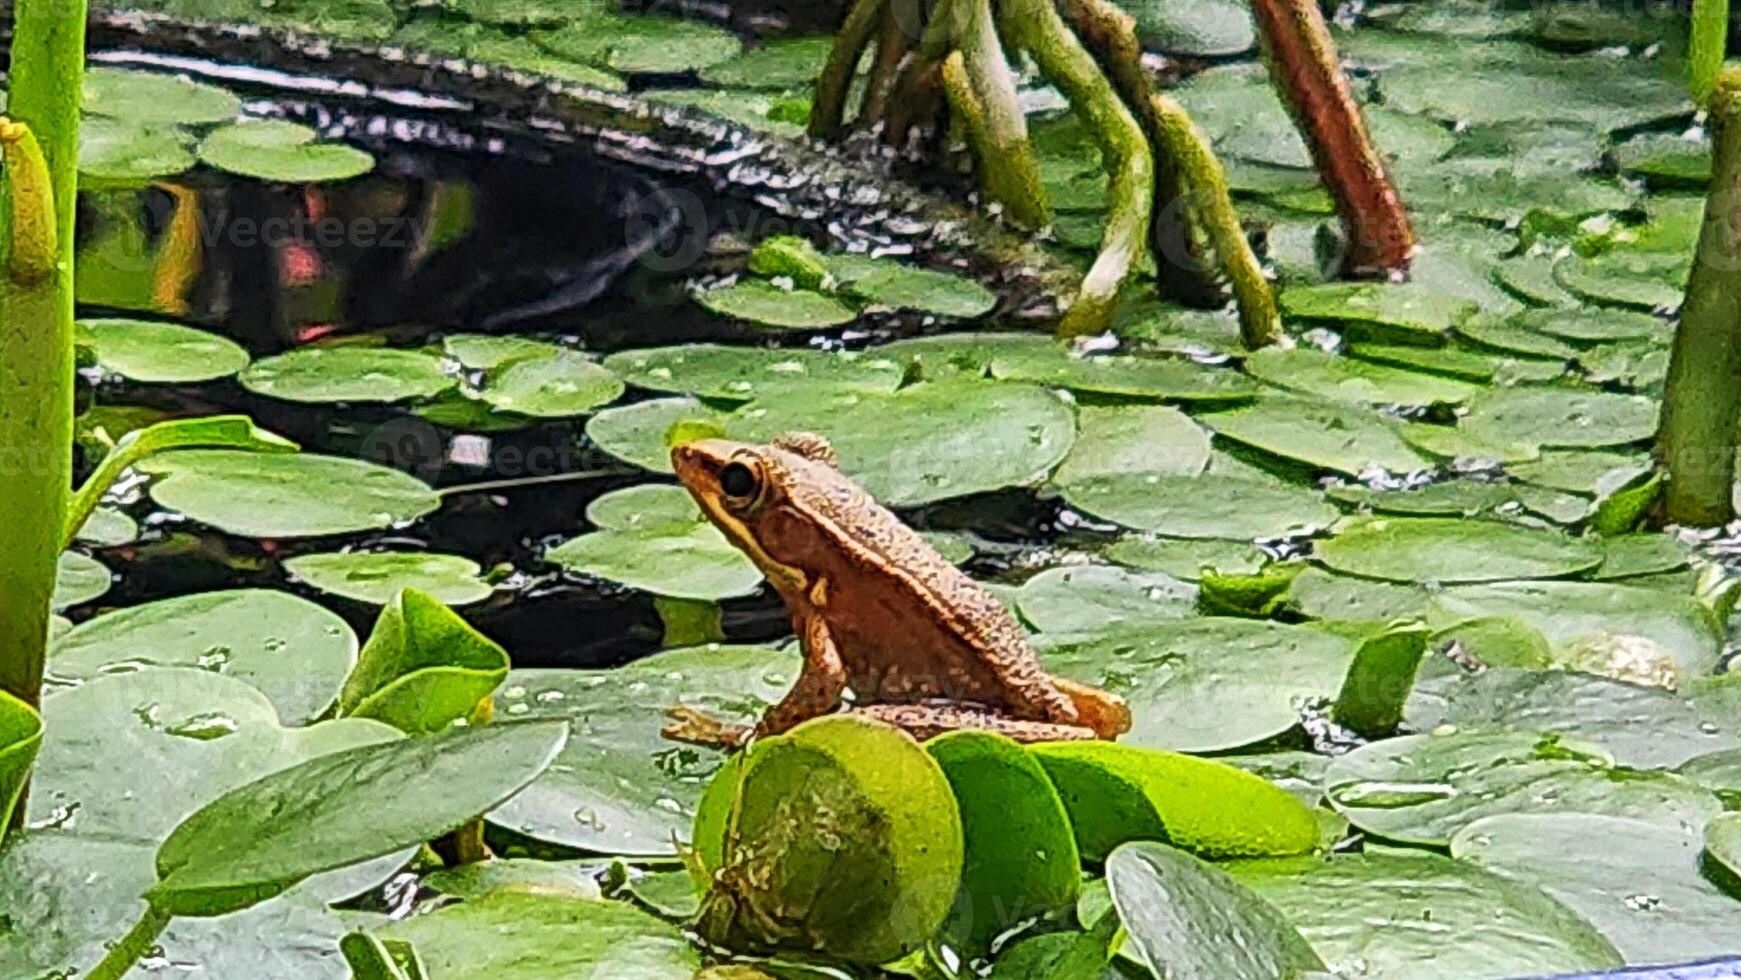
[662,599,847,748]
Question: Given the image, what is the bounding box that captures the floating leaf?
[1061,472,1339,539]
[1016,565,1195,633]
[535,11,744,74]
[285,551,494,607]
[138,450,441,539]
[547,486,761,601]
[700,36,835,89]
[1511,449,1653,493]
[1287,567,1429,620]
[823,254,996,319]
[51,589,357,724]
[1053,404,1211,485]
[1279,282,1477,340]
[1460,386,1659,449]
[82,317,250,384]
[1244,347,1479,407]
[1333,622,1428,737]
[898,333,1258,402]
[603,343,904,401]
[1710,814,1741,881]
[75,506,139,547]
[695,279,857,329]
[1554,250,1687,311]
[1326,479,1515,516]
[241,347,456,404]
[1104,536,1269,580]
[475,348,624,417]
[1512,307,1667,344]
[84,67,242,125]
[337,590,510,734]
[78,118,197,186]
[53,552,111,611]
[198,120,375,183]
[1314,517,1603,584]
[1204,398,1430,475]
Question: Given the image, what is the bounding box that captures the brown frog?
[662,432,1131,746]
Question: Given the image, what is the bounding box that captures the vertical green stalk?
[944,0,1049,229]
[1691,0,1728,107]
[810,0,888,140]
[0,0,86,836]
[1657,70,1741,526]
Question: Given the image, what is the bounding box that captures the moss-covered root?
[1655,71,1741,526]
[937,0,1049,228]
[1249,0,1414,277]
[810,0,888,140]
[998,0,1153,337]
[1150,95,1287,349]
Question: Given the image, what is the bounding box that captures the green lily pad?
[547,518,762,601]
[78,118,197,186]
[1279,282,1477,340]
[1121,0,1255,55]
[1460,386,1659,449]
[477,348,624,417]
[1613,131,1712,185]
[439,334,559,370]
[345,890,699,978]
[1286,566,1430,621]
[1244,347,1480,407]
[240,347,456,404]
[927,732,1080,954]
[1314,516,1603,584]
[198,120,375,183]
[1228,850,1625,979]
[1108,841,1324,980]
[75,506,139,547]
[1554,250,1687,311]
[84,67,243,125]
[1344,340,1509,382]
[0,691,42,833]
[586,396,727,472]
[1015,565,1196,633]
[1452,813,1741,964]
[51,589,357,724]
[149,721,568,916]
[1399,422,1540,465]
[337,589,511,735]
[1061,472,1339,540]
[1324,730,1721,846]
[285,551,494,606]
[1596,533,1690,580]
[486,645,797,855]
[1205,398,1430,476]
[138,450,441,539]
[1326,479,1515,516]
[82,317,250,384]
[53,552,111,611]
[604,343,904,402]
[391,18,627,88]
[822,254,996,319]
[1052,405,1211,485]
[535,11,743,74]
[700,36,835,89]
[975,335,1258,403]
[421,858,602,902]
[1037,619,1355,752]
[1511,307,1667,344]
[696,279,857,329]
[1457,314,1581,359]
[1104,536,1269,580]
[1511,450,1654,493]
[697,715,963,965]
[1034,742,1319,862]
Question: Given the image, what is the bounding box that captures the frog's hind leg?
[854,703,1098,743]
[662,706,752,748]
[1050,676,1133,739]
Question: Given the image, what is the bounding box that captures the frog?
[662,432,1131,747]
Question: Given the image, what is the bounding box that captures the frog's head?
[671,432,850,598]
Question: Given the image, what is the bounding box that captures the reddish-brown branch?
[1250,0,1414,276]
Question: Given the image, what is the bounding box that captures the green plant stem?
[1150,94,1287,349]
[1691,0,1729,107]
[998,0,1153,337]
[1656,71,1741,526]
[810,0,888,140]
[86,905,174,980]
[941,0,1049,229]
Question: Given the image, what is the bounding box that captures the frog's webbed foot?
[662,705,752,748]
[854,703,1099,743]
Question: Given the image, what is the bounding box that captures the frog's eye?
[719,461,760,502]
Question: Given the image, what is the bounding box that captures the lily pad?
[198,120,375,183]
[82,317,250,384]
[79,118,197,186]
[486,645,798,855]
[548,484,761,601]
[1460,386,1659,449]
[825,254,997,319]
[535,11,744,74]
[240,347,456,404]
[337,589,511,735]
[1286,566,1430,621]
[53,552,111,611]
[75,506,139,547]
[138,450,441,539]
[1554,250,1687,311]
[84,67,242,125]
[1326,479,1515,517]
[603,344,904,401]
[1036,619,1356,752]
[1204,398,1430,476]
[1323,729,1721,846]
[1314,516,1603,583]
[1279,282,1477,340]
[1511,450,1654,493]
[1104,536,1269,580]
[694,279,857,329]
[700,36,835,89]
[475,348,624,418]
[1228,850,1624,979]
[1108,841,1324,980]
[51,589,357,724]
[285,551,494,606]
[1512,307,1667,344]
[1062,472,1339,540]
[1452,813,1741,964]
[1015,565,1196,633]
[1052,404,1211,485]
[1244,347,1480,407]
[979,335,1258,403]
[1457,314,1581,360]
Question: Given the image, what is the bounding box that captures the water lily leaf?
[823,254,996,319]
[986,928,1114,979]
[150,720,567,915]
[1037,619,1356,752]
[1453,813,1741,964]
[927,732,1080,954]
[1279,282,1477,340]
[546,496,762,600]
[535,10,743,73]
[698,715,963,965]
[1710,813,1741,881]
[82,317,250,383]
[1511,307,1667,344]
[487,645,797,855]
[1324,730,1721,846]
[1460,386,1659,449]
[76,506,139,547]
[199,120,375,183]
[1554,250,1687,311]
[476,348,624,417]
[78,117,197,186]
[1061,472,1339,540]
[1052,404,1212,485]
[587,396,728,473]
[1286,566,1429,621]
[138,450,441,539]
[603,343,903,402]
[1407,668,1736,769]
[422,858,602,902]
[695,279,858,329]
[1204,398,1430,475]
[391,18,626,88]
[1016,565,1196,633]
[241,347,456,404]
[1034,742,1319,862]
[84,67,242,125]
[1457,314,1581,359]
[1326,479,1515,516]
[1428,580,1723,675]
[336,589,510,735]
[53,552,111,611]
[0,691,43,833]
[1510,449,1653,493]
[51,589,357,724]
[1333,622,1429,737]
[992,338,1258,403]
[1227,850,1624,979]
[1108,841,1324,980]
[1244,347,1480,407]
[1400,420,1540,465]
[346,890,698,978]
[1104,536,1269,580]
[1596,534,1690,580]
[1613,131,1711,185]
[700,36,835,89]
[1345,340,1507,383]
[1314,516,1603,584]
[285,551,494,607]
